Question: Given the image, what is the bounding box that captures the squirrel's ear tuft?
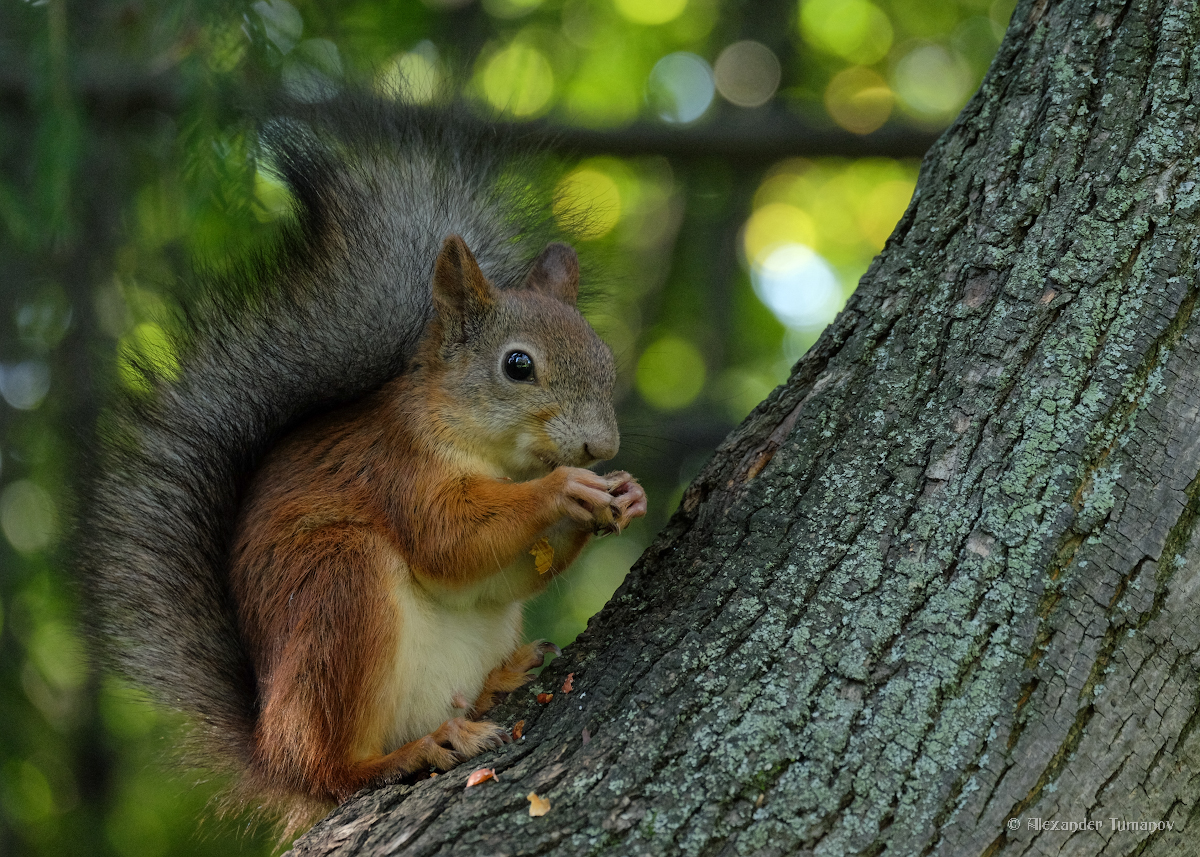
[432,235,496,340]
[524,242,579,306]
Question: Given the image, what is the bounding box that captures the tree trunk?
[286,0,1200,853]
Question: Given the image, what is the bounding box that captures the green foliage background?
[0,0,1009,853]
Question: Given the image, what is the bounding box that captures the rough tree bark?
[287,0,1200,854]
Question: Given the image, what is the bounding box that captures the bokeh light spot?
[636,335,706,410]
[743,203,817,263]
[800,0,893,64]
[825,66,894,134]
[482,44,555,116]
[860,179,915,248]
[647,53,714,123]
[118,322,179,391]
[714,41,781,108]
[253,0,303,55]
[16,289,72,352]
[28,621,84,693]
[614,0,688,26]
[0,480,57,554]
[0,361,51,411]
[379,44,443,103]
[892,43,973,120]
[751,244,842,329]
[1,760,54,824]
[253,168,291,222]
[554,168,622,239]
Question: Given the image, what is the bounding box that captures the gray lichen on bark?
[287,0,1200,854]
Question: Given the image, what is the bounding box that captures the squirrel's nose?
[583,437,618,464]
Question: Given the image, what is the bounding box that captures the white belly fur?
[382,559,528,750]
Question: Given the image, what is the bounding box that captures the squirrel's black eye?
[504,350,535,382]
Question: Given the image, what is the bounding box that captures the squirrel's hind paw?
[373,718,507,789]
[431,717,510,759]
[471,640,560,715]
[505,639,561,673]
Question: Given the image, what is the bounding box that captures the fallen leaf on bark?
[512,720,525,739]
[561,673,574,693]
[465,768,497,788]
[537,693,553,704]
[527,792,551,816]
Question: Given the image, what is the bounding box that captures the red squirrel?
[80,94,645,830]
[231,235,645,810]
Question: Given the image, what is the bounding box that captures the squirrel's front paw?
[553,466,618,529]
[599,472,647,534]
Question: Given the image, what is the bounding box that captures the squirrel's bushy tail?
[78,93,558,805]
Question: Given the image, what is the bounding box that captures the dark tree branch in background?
[0,66,183,123]
[285,0,1200,853]
[0,67,939,160]
[530,115,940,161]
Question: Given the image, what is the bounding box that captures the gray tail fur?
[77,92,560,779]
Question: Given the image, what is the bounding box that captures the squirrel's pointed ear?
[524,242,579,306]
[432,235,496,340]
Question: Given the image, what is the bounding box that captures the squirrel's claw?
[596,472,647,534]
